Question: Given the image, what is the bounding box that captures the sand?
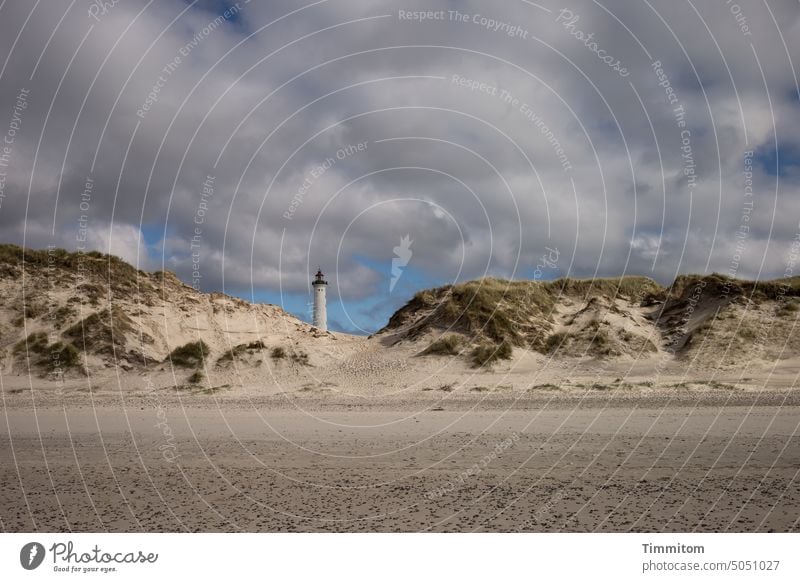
[2,390,799,532]
[4,258,800,532]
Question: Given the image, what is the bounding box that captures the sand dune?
[2,245,800,532]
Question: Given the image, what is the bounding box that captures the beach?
[2,391,798,532]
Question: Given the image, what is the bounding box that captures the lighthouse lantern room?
[312,267,328,332]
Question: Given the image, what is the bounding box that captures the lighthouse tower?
[312,267,328,332]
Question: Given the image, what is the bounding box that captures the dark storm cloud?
[1,0,798,310]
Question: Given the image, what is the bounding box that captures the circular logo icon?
[20,542,45,570]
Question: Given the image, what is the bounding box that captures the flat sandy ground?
[2,391,799,532]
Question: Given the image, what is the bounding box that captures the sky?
[0,0,798,334]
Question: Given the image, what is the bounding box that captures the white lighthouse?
[312,267,328,332]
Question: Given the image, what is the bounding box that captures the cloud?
[0,0,799,331]
[83,222,150,269]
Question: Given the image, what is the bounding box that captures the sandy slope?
[3,246,800,398]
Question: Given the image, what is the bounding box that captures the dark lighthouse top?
[313,268,328,285]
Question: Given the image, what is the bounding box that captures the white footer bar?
[1,533,797,581]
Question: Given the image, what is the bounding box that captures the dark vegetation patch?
[444,279,555,348]
[166,340,209,368]
[420,335,462,356]
[588,329,618,356]
[20,298,47,319]
[217,342,308,366]
[64,307,136,355]
[529,383,560,391]
[469,340,513,368]
[0,244,154,298]
[270,345,310,365]
[550,276,662,303]
[290,350,310,365]
[13,332,80,371]
[13,332,49,355]
[171,383,230,395]
[737,326,757,340]
[669,273,800,302]
[217,340,267,364]
[545,331,569,353]
[9,294,48,325]
[50,305,77,328]
[46,342,80,370]
[695,379,740,390]
[76,283,104,305]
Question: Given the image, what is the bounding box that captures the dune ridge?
[2,243,800,397]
